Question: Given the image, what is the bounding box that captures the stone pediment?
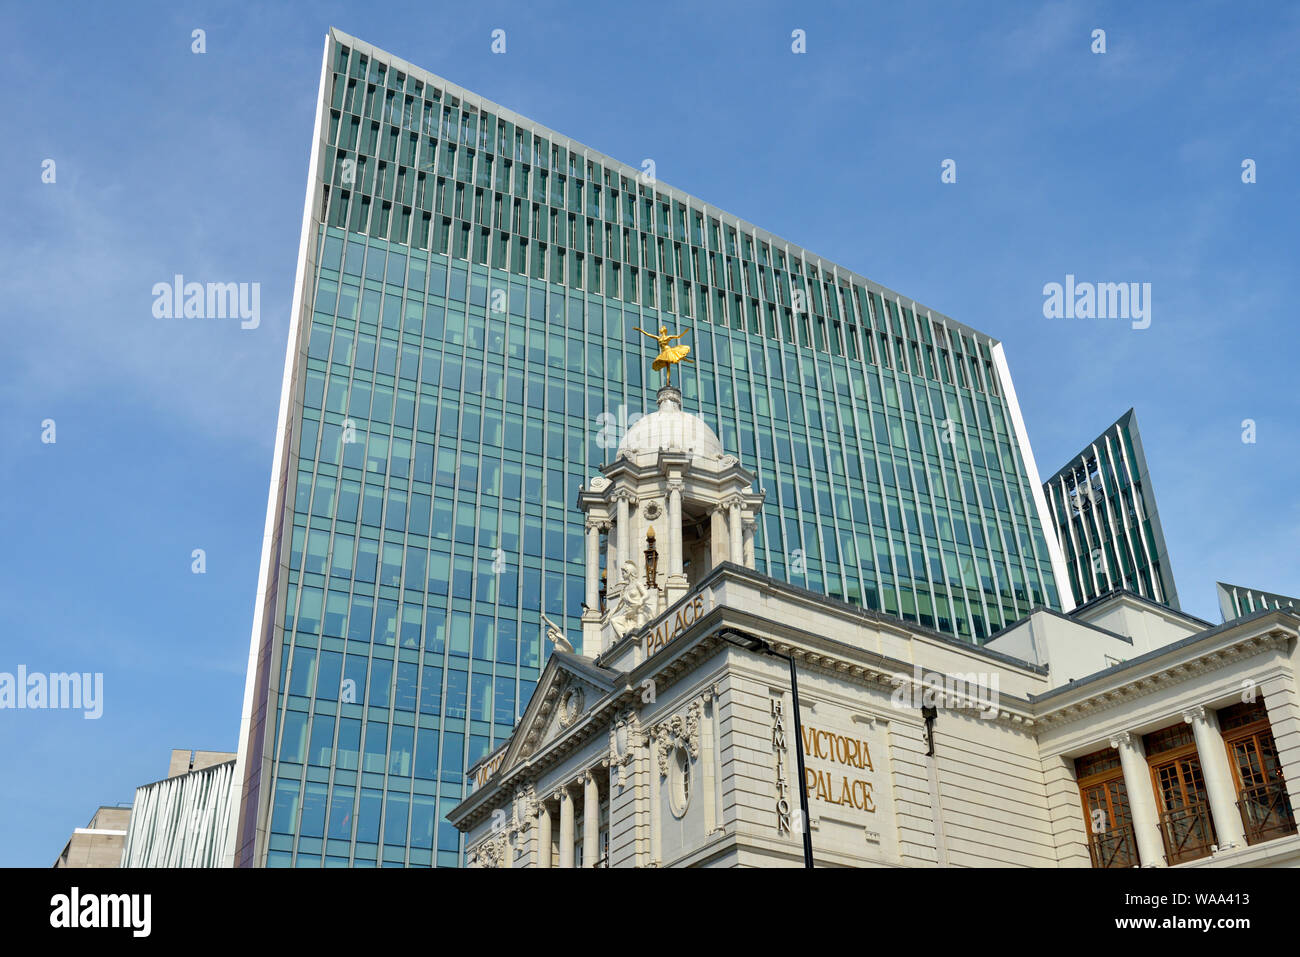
[493,651,622,783]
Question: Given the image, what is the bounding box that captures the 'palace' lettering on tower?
[644,594,707,657]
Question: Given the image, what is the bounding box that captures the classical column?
[585,520,601,610]
[710,506,727,567]
[742,519,756,568]
[583,772,600,868]
[616,492,631,572]
[648,734,662,866]
[558,787,575,868]
[665,479,687,606]
[1109,731,1165,866]
[727,499,743,564]
[605,521,619,588]
[537,803,553,868]
[1184,706,1247,851]
[667,481,684,578]
[701,694,718,835]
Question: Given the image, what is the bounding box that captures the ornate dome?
[616,386,725,466]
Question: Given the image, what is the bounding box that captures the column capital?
[1183,705,1247,850]
[611,488,638,504]
[666,478,684,493]
[1109,730,1166,867]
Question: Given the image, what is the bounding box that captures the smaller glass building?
[1217,582,1299,623]
[1043,409,1179,610]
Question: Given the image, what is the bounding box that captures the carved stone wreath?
[608,710,644,793]
[608,710,642,768]
[559,687,585,728]
[470,833,504,868]
[654,701,703,775]
[643,500,663,521]
[512,785,536,835]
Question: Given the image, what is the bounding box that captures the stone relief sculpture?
[609,559,653,639]
[541,612,574,653]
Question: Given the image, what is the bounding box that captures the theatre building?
[448,383,1300,867]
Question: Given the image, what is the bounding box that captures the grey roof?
[549,649,624,688]
[1068,586,1210,629]
[1029,606,1298,703]
[598,560,1051,676]
[984,603,1135,648]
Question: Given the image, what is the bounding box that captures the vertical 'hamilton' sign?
[771,698,792,834]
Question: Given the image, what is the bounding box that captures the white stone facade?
[452,571,1300,868]
[450,390,1300,868]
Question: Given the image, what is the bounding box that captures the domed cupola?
[615,386,725,468]
[576,366,765,660]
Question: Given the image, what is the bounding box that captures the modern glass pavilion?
[1042,409,1179,611]
[1218,581,1299,622]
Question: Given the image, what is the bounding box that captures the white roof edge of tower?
[1042,406,1140,486]
[226,30,336,868]
[325,27,1001,350]
[991,342,1075,614]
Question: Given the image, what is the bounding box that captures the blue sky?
[1,1,1296,866]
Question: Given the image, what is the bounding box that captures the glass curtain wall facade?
[1043,409,1179,610]
[230,28,1065,868]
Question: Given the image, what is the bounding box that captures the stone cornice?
[771,640,1038,732]
[596,452,759,497]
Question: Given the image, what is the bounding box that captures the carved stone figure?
[609,559,652,639]
[541,613,574,653]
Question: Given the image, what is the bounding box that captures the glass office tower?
[228,28,1067,867]
[1042,409,1179,610]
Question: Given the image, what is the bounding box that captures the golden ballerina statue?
[633,324,693,386]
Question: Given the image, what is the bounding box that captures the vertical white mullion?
[1111,429,1163,603]
[1054,476,1090,601]
[1068,471,1103,599]
[989,344,1073,612]
[1097,436,1141,597]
